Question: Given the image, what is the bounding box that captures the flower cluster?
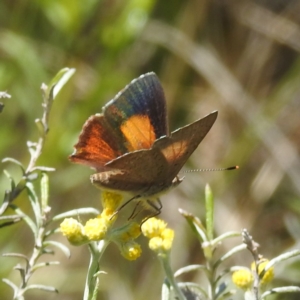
[141,217,175,255]
[60,191,142,260]
[111,222,142,260]
[60,191,123,245]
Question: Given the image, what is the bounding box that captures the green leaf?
[259,249,300,279]
[2,278,18,293]
[11,177,27,201]
[3,169,16,191]
[32,261,60,272]
[211,231,241,247]
[2,157,25,173]
[261,286,300,299]
[214,244,247,268]
[205,184,214,240]
[31,166,55,172]
[179,208,208,243]
[52,207,100,221]
[0,191,11,215]
[0,215,22,228]
[46,68,76,100]
[24,284,58,293]
[43,240,71,258]
[174,264,207,278]
[26,182,41,227]
[2,253,29,263]
[11,204,38,236]
[41,172,49,209]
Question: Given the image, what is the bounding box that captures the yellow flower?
[160,228,174,251]
[101,191,123,217]
[84,216,109,241]
[149,236,163,251]
[232,269,254,290]
[252,260,274,286]
[60,218,88,245]
[118,222,141,242]
[141,217,167,238]
[109,221,142,260]
[119,241,142,260]
[142,218,174,253]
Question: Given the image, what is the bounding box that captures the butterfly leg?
[128,200,143,220]
[140,198,163,226]
[109,194,141,220]
[147,198,162,213]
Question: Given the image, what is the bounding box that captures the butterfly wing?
[152,111,218,181]
[91,111,218,195]
[103,72,168,151]
[69,72,168,170]
[91,148,168,193]
[69,114,125,170]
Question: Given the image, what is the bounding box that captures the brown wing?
[91,148,169,193]
[90,111,218,195]
[153,111,218,180]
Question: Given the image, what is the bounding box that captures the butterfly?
[69,72,217,214]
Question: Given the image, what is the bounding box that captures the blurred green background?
[1,0,300,299]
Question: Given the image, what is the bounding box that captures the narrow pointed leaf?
[214,244,247,268]
[11,204,37,235]
[259,249,300,279]
[262,286,300,299]
[32,261,60,272]
[41,172,49,209]
[211,231,241,247]
[205,184,214,240]
[43,240,71,258]
[47,68,76,100]
[179,208,208,242]
[2,157,25,172]
[24,284,58,293]
[26,182,41,226]
[2,278,18,292]
[174,264,207,277]
[52,208,100,221]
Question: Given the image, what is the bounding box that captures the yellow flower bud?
[149,236,163,251]
[120,241,142,261]
[141,217,167,238]
[161,228,174,251]
[252,260,274,286]
[60,218,87,245]
[84,217,108,241]
[232,269,254,290]
[118,222,141,242]
[142,218,174,254]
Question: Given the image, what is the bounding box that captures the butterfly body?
[70,72,217,202]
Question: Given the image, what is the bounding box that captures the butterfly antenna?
[184,166,239,173]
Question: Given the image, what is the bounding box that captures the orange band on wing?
[160,140,188,162]
[121,115,156,151]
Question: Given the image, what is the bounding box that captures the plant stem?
[84,240,109,300]
[159,254,186,300]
